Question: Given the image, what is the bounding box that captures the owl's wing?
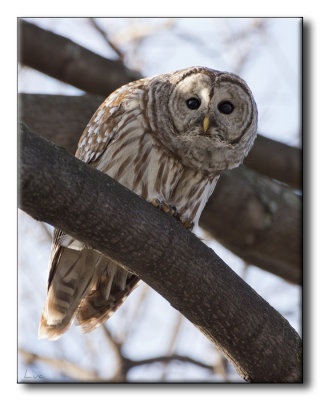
[75,78,148,164]
[39,79,147,340]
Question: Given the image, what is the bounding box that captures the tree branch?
[101,323,216,380]
[200,166,302,284]
[19,348,104,381]
[18,19,141,97]
[18,93,302,284]
[18,122,302,383]
[19,93,103,155]
[245,134,301,190]
[19,348,215,382]
[123,354,214,374]
[89,18,125,61]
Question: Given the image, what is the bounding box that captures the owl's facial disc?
[150,67,257,173]
[169,71,255,144]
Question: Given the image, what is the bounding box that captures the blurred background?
[18,17,301,382]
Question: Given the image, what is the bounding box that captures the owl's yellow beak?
[203,115,210,134]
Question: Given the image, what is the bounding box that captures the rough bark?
[245,135,302,190]
[18,19,142,97]
[19,93,104,155]
[18,123,302,383]
[200,167,302,284]
[18,93,302,284]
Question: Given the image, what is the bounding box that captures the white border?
[2,0,318,397]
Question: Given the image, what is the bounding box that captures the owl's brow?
[215,74,252,98]
[209,85,215,98]
[174,67,216,86]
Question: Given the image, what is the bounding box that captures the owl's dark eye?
[186,97,201,110]
[218,101,234,115]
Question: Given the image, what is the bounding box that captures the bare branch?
[100,320,216,380]
[89,18,124,61]
[18,93,302,284]
[166,313,183,355]
[161,312,183,380]
[101,324,123,359]
[19,348,104,381]
[245,134,301,190]
[19,93,103,155]
[121,284,149,342]
[18,122,302,382]
[112,19,175,45]
[124,354,214,374]
[100,325,125,381]
[40,222,53,241]
[18,20,141,97]
[200,166,302,284]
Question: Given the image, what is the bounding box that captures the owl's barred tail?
[77,274,140,333]
[39,243,140,340]
[38,248,99,340]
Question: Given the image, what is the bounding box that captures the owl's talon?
[151,198,162,209]
[183,220,194,230]
[170,206,179,218]
[161,203,170,214]
[151,199,180,219]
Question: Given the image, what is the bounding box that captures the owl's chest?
[97,128,218,227]
[96,129,184,202]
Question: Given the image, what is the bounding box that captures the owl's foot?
[151,199,179,218]
[183,220,194,231]
[151,199,194,230]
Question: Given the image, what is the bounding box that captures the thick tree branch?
[245,135,301,190]
[19,93,103,155]
[18,93,302,284]
[18,123,302,382]
[18,20,141,97]
[200,166,302,284]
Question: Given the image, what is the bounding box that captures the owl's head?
[148,66,258,174]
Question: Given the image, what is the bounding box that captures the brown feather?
[77,273,140,333]
[39,246,100,340]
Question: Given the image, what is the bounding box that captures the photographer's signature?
[22,369,44,380]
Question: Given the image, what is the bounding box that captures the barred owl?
[39,66,257,340]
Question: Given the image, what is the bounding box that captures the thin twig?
[124,354,215,374]
[161,312,183,380]
[89,18,124,61]
[121,283,149,342]
[215,351,229,381]
[40,221,53,241]
[222,18,268,75]
[101,324,125,381]
[19,348,104,381]
[113,18,175,44]
[101,324,123,356]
